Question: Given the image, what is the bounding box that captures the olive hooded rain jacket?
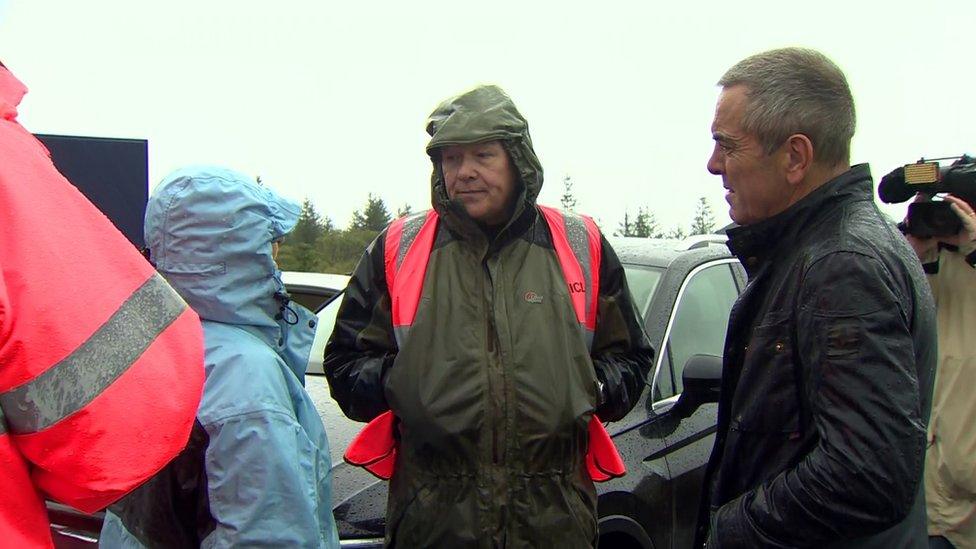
[325,85,653,548]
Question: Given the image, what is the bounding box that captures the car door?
[650,259,741,548]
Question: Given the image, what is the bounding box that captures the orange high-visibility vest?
[0,66,204,548]
[344,206,625,482]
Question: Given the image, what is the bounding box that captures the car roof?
[609,235,733,269]
[281,271,350,292]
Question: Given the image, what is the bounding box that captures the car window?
[317,293,343,336]
[288,288,337,313]
[663,262,739,396]
[622,265,663,315]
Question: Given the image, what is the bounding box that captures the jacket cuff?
[705,511,721,549]
[958,240,976,268]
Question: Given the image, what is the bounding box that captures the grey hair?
[718,47,855,167]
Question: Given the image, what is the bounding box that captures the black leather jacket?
[698,165,937,548]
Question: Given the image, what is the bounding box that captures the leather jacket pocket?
[730,319,800,435]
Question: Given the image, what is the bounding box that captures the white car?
[281,271,350,375]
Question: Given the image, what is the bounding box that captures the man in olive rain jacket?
[324,85,653,548]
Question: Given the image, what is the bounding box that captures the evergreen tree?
[350,194,392,232]
[560,176,578,210]
[615,211,634,237]
[314,229,379,275]
[632,207,661,238]
[664,226,687,239]
[291,198,329,245]
[645,210,660,238]
[616,207,660,238]
[275,198,330,272]
[689,196,716,235]
[396,203,414,218]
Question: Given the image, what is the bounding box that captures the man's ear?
[784,134,814,186]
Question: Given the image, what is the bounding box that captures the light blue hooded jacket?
[100,166,340,548]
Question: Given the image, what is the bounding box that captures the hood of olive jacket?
[425,85,543,238]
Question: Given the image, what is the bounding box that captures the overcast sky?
[1,1,972,234]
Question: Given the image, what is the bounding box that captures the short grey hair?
[719,47,855,167]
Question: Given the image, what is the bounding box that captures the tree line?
[276,178,718,274]
[563,176,717,239]
[275,194,401,274]
[612,196,717,239]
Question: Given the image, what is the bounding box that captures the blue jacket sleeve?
[201,409,338,548]
[199,326,338,549]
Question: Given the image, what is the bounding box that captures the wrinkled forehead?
[712,85,751,136]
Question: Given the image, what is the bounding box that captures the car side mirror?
[672,354,723,419]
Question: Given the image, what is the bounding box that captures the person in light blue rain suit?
[100,165,340,548]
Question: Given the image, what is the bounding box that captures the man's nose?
[707,149,723,176]
[457,154,478,180]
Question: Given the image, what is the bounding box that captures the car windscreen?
[622,264,663,316]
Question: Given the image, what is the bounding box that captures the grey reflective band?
[395,212,429,271]
[578,326,594,353]
[562,213,594,324]
[393,326,410,349]
[0,274,187,434]
[0,407,6,435]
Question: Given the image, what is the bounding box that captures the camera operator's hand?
[939,194,976,248]
[904,194,939,259]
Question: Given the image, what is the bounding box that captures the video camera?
[879,155,976,238]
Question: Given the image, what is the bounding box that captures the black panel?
[35,134,148,249]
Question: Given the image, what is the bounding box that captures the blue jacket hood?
[104,166,339,547]
[144,165,299,330]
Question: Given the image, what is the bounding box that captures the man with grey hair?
[697,47,937,548]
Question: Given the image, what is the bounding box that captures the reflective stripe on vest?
[384,210,439,348]
[383,206,602,350]
[0,273,188,434]
[538,205,602,348]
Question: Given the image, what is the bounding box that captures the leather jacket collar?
[727,164,874,275]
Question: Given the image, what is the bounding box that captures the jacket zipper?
[487,309,496,354]
[484,257,501,465]
[488,312,499,464]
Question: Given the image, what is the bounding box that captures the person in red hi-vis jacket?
[0,60,204,548]
[325,85,654,548]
